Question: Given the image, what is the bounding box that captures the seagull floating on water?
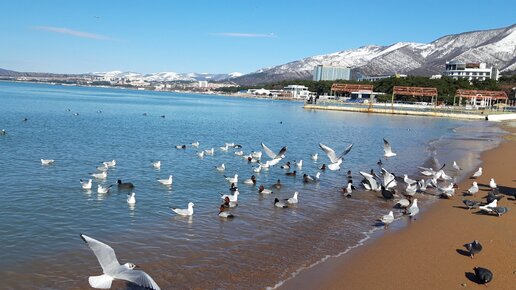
[215,163,225,172]
[102,160,116,168]
[274,198,288,208]
[383,138,397,157]
[224,174,238,184]
[171,202,194,216]
[221,190,239,203]
[152,160,161,169]
[191,141,199,148]
[97,184,112,194]
[285,192,299,204]
[91,171,107,179]
[311,153,318,161]
[127,192,136,205]
[157,175,173,185]
[41,159,55,165]
[80,234,161,290]
[80,179,93,190]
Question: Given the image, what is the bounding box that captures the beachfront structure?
[456,89,508,109]
[198,81,208,88]
[330,84,381,100]
[392,86,438,105]
[443,61,499,81]
[313,65,352,81]
[283,85,312,99]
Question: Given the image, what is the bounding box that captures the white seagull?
[127,192,136,205]
[221,190,239,203]
[152,161,161,169]
[97,184,112,194]
[80,234,161,290]
[471,167,482,178]
[274,198,288,208]
[467,182,479,195]
[319,143,353,171]
[285,191,299,204]
[407,199,419,218]
[191,141,200,148]
[41,159,55,165]
[403,174,417,185]
[197,151,205,159]
[215,163,225,172]
[91,171,108,180]
[80,179,93,190]
[311,153,318,161]
[489,178,497,189]
[204,148,215,155]
[383,138,397,157]
[296,160,303,169]
[453,161,462,171]
[224,174,238,184]
[234,150,244,156]
[171,202,194,216]
[102,160,116,168]
[377,211,394,228]
[157,175,173,185]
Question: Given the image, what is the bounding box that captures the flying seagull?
[80,234,161,290]
[383,138,397,157]
[319,143,353,171]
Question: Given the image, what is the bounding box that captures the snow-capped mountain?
[91,71,242,82]
[234,24,516,85]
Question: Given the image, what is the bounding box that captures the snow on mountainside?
[233,24,516,85]
[91,71,242,82]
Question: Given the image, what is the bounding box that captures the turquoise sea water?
[0,81,502,289]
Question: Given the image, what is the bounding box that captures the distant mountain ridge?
[90,71,243,82]
[233,24,516,85]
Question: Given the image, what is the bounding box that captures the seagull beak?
[134,264,140,268]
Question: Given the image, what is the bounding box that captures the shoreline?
[279,123,516,289]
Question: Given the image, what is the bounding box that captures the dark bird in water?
[160,115,166,118]
[233,144,242,149]
[117,180,134,189]
[142,113,148,116]
[273,179,282,189]
[22,117,28,122]
[286,170,296,176]
[464,240,483,258]
[462,199,480,210]
[229,183,238,192]
[381,186,395,199]
[377,159,382,166]
[320,164,326,171]
[347,170,352,179]
[474,267,493,285]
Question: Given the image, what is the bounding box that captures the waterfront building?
[443,61,499,81]
[283,85,312,99]
[313,65,352,81]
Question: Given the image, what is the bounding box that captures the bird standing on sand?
[467,182,479,195]
[473,267,493,285]
[462,199,480,210]
[464,240,482,258]
[80,234,161,290]
[471,167,482,178]
[489,178,497,189]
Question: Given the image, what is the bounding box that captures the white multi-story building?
[443,61,499,81]
[284,85,312,99]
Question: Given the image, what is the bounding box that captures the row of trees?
[216,75,516,100]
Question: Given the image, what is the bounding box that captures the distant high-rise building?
[313,65,352,81]
[443,61,499,81]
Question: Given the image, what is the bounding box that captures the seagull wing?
[115,269,161,290]
[383,138,393,155]
[337,144,353,159]
[359,171,378,190]
[81,234,120,274]
[276,146,287,158]
[261,143,277,159]
[319,143,338,163]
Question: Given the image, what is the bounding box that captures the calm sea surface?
[0,82,503,289]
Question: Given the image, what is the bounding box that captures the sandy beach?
[280,125,516,290]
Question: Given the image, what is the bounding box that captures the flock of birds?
[11,127,508,288]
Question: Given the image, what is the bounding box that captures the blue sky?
[0,0,514,74]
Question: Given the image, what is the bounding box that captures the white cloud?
[32,26,119,41]
[210,32,277,38]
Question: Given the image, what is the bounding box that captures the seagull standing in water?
[383,138,397,157]
[377,211,394,228]
[407,199,419,218]
[80,234,161,290]
[318,143,353,171]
